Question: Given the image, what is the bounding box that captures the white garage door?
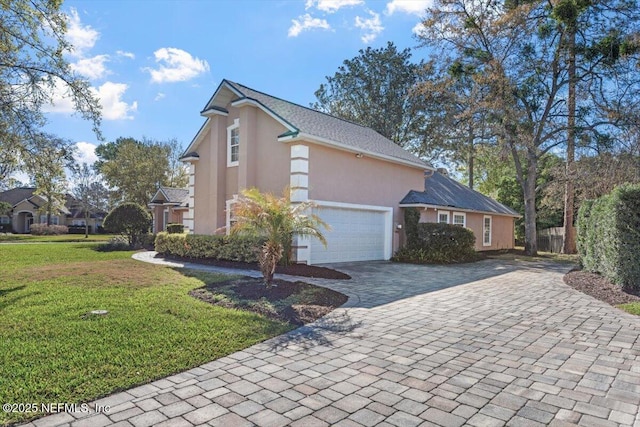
[309,205,390,264]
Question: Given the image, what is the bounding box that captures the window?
[437,210,449,224]
[225,197,238,234]
[72,219,86,226]
[483,215,492,246]
[163,210,169,230]
[39,215,58,225]
[0,216,10,224]
[453,212,466,227]
[227,118,240,166]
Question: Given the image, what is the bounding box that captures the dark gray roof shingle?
[223,81,430,169]
[400,172,520,216]
[154,187,189,206]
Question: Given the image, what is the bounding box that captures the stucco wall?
[308,145,425,251]
[418,208,515,251]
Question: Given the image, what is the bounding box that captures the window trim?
[437,210,450,224]
[483,215,492,246]
[453,212,466,227]
[227,118,239,167]
[225,196,238,235]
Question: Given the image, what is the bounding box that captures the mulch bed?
[564,269,640,305]
[190,277,348,326]
[162,254,351,280]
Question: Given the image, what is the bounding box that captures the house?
[149,187,190,233]
[400,170,520,251]
[181,79,518,264]
[0,187,105,233]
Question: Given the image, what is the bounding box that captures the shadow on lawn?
[0,285,32,310]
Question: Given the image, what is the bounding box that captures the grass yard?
[0,243,291,426]
[0,233,116,243]
[619,302,640,315]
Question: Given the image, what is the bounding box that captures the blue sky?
[43,0,432,166]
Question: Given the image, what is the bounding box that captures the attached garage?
[307,202,393,265]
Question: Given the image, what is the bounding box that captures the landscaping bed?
[564,269,640,305]
[190,277,348,326]
[162,254,351,280]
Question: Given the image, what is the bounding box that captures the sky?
[40,0,433,170]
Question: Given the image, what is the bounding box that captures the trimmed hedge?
[166,223,184,234]
[30,224,68,235]
[155,232,264,263]
[577,184,640,291]
[394,221,476,264]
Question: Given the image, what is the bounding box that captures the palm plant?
[230,187,329,288]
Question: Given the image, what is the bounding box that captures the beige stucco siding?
[419,208,515,251]
[308,144,425,251]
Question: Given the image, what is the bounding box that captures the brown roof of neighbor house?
[190,79,431,170]
[0,187,102,217]
[0,187,37,206]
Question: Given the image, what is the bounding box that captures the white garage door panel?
[309,206,388,264]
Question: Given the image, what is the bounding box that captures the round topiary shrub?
[103,202,151,248]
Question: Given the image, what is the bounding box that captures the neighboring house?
[400,170,520,251]
[181,79,518,264]
[0,187,105,233]
[149,187,190,233]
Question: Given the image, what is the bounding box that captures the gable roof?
[150,187,189,207]
[186,79,431,170]
[0,187,37,207]
[400,172,520,217]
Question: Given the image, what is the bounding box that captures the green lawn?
[619,302,640,316]
[0,243,291,426]
[0,233,116,243]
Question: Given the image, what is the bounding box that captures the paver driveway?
[24,258,640,427]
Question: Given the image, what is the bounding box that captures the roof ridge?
[228,80,386,134]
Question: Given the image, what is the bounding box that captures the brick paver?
[23,256,640,426]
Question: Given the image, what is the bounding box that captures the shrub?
[394,222,476,263]
[103,203,151,248]
[30,224,68,235]
[95,236,131,252]
[579,184,640,291]
[166,223,184,234]
[404,207,420,248]
[155,232,264,263]
[576,199,594,266]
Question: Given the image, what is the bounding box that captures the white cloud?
[116,50,135,59]
[154,92,166,101]
[75,142,98,165]
[70,54,110,80]
[145,48,209,84]
[65,8,99,57]
[355,11,384,43]
[43,79,136,120]
[305,0,363,13]
[412,21,427,36]
[94,82,137,120]
[288,14,331,37]
[385,0,432,15]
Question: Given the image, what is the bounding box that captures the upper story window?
[437,210,449,224]
[227,118,240,167]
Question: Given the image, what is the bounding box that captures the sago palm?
[230,187,329,288]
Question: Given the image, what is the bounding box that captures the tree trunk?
[523,151,538,256]
[562,27,577,254]
[468,124,475,189]
[84,211,90,238]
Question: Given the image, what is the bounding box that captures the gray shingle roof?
[400,172,520,216]
[221,80,430,169]
[0,187,37,206]
[155,187,189,206]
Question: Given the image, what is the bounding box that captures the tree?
[418,0,640,255]
[231,188,328,288]
[0,0,101,174]
[312,42,432,154]
[24,134,72,225]
[72,163,107,238]
[95,137,188,206]
[103,203,151,248]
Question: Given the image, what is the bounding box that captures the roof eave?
[280,132,432,171]
[399,202,522,218]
